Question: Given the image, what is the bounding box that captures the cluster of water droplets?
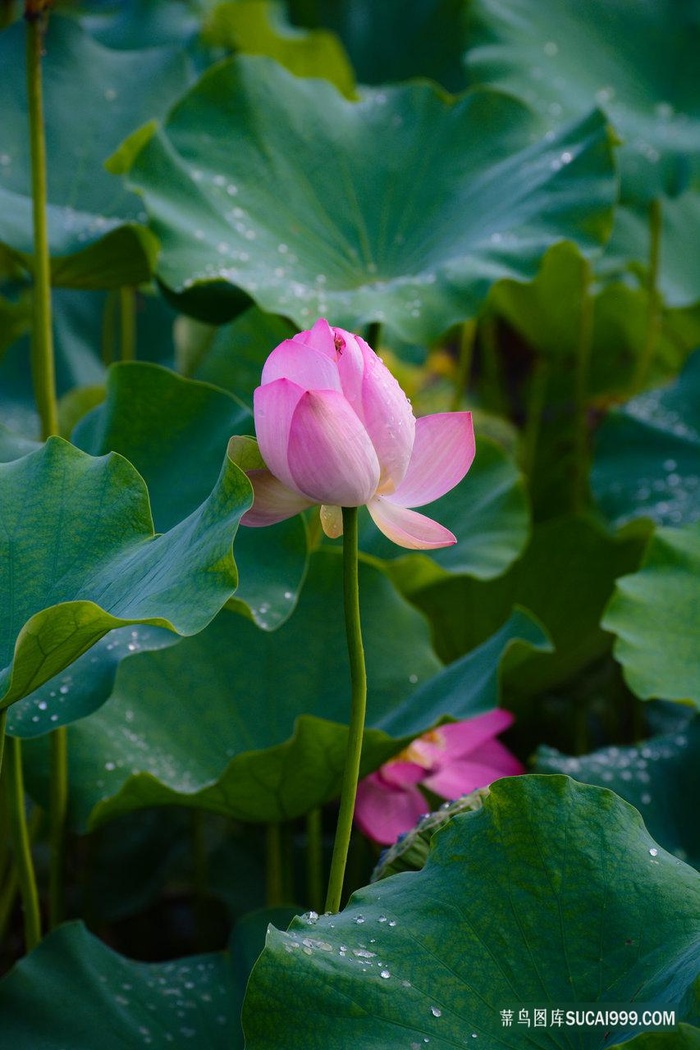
[96,956,230,1044]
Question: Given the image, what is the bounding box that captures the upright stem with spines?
[325,507,367,914]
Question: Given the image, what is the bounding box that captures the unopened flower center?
[395,728,446,770]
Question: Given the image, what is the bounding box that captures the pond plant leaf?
[0,436,250,710]
[0,921,241,1049]
[467,0,700,204]
[592,350,700,530]
[243,776,700,1048]
[602,524,700,705]
[122,55,616,340]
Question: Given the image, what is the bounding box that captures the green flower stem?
[572,261,594,514]
[305,808,324,914]
[26,5,65,936]
[633,197,663,393]
[26,9,58,441]
[119,286,136,361]
[450,319,476,413]
[521,358,549,479]
[48,728,68,929]
[266,823,284,907]
[365,320,382,350]
[325,506,367,914]
[5,736,41,951]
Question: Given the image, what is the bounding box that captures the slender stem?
[26,10,58,441]
[450,319,476,413]
[521,359,549,478]
[365,321,382,350]
[632,197,663,393]
[305,808,323,914]
[0,807,42,944]
[26,5,66,933]
[119,286,136,361]
[5,737,41,951]
[190,810,209,951]
[479,311,508,415]
[266,823,284,907]
[47,727,67,929]
[101,289,118,366]
[0,708,6,785]
[325,506,367,914]
[572,261,594,514]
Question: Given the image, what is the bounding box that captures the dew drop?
[430,1006,442,1017]
[649,848,658,857]
[380,970,391,979]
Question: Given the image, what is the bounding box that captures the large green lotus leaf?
[467,0,700,204]
[73,360,308,628]
[600,193,700,310]
[592,350,700,530]
[614,1027,700,1050]
[243,776,700,1048]
[0,921,241,1049]
[359,434,529,579]
[536,716,700,868]
[202,0,355,98]
[123,55,616,340]
[602,525,700,705]
[398,515,648,696]
[0,16,190,287]
[0,436,250,710]
[287,0,469,92]
[21,558,546,828]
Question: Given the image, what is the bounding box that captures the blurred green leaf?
[243,776,700,1047]
[600,193,700,309]
[0,922,240,1049]
[0,436,249,709]
[123,55,616,340]
[401,515,648,697]
[21,559,546,829]
[536,715,700,867]
[602,524,700,704]
[0,16,190,287]
[202,0,355,98]
[467,0,700,203]
[592,350,700,529]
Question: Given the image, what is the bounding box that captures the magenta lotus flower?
[239,318,475,549]
[354,710,524,845]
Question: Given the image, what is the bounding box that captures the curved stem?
[5,737,41,951]
[325,506,367,914]
[47,727,67,929]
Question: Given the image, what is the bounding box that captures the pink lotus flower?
[354,710,524,845]
[239,319,475,549]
